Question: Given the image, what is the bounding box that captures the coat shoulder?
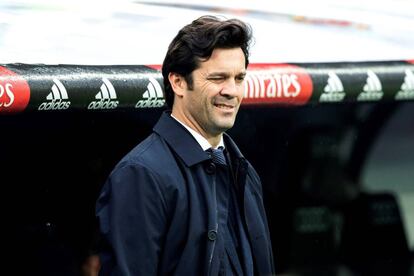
[114,133,178,178]
[117,133,174,170]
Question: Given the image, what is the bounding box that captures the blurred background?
[1,0,414,64]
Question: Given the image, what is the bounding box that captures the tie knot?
[206,147,227,166]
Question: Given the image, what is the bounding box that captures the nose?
[220,78,242,98]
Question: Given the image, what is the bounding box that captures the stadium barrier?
[1,60,413,113]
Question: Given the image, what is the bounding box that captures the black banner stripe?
[1,61,414,114]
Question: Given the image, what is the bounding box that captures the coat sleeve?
[96,162,169,276]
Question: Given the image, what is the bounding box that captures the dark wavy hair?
[161,15,253,108]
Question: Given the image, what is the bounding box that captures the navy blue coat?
[96,111,275,275]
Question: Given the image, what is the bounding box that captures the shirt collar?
[153,111,243,167]
[171,114,225,151]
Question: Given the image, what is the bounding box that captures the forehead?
[197,48,246,73]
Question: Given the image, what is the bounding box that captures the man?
[96,15,275,275]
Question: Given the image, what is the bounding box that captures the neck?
[208,135,222,148]
[171,109,222,148]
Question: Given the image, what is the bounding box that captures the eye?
[207,76,225,83]
[235,75,246,83]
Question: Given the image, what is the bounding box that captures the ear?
[168,72,186,97]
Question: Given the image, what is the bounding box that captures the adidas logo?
[38,78,71,110]
[87,78,119,110]
[135,77,165,108]
[395,69,414,100]
[319,72,345,102]
[357,70,384,101]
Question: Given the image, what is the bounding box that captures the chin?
[210,114,237,132]
[216,121,235,132]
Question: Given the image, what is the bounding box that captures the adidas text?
[38,99,71,110]
[319,93,345,102]
[395,91,414,100]
[88,99,119,110]
[135,99,165,108]
[357,91,383,101]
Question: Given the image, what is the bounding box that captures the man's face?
[174,47,246,138]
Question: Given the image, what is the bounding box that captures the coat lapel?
[153,111,210,167]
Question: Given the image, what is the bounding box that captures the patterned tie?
[206,147,227,166]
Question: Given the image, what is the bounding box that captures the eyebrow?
[207,71,246,78]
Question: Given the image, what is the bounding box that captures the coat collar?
[153,111,245,167]
[223,132,244,160]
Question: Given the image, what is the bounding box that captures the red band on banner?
[243,63,313,106]
[407,60,414,64]
[146,65,162,71]
[0,66,30,113]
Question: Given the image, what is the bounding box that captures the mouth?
[214,103,234,110]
